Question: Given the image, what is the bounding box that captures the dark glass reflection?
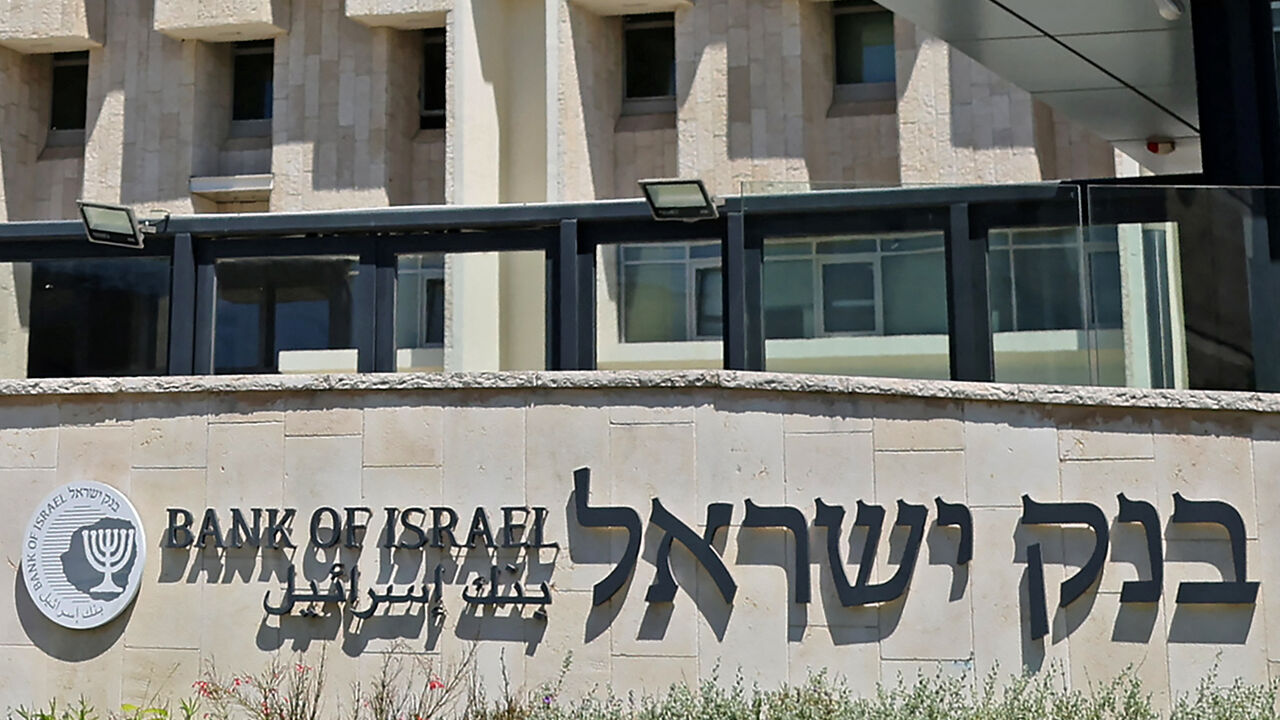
[214,257,355,373]
[50,52,89,131]
[421,29,446,130]
[232,41,274,121]
[625,15,676,99]
[27,258,170,377]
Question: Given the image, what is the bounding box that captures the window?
[763,235,947,339]
[420,29,446,130]
[987,227,1122,333]
[49,51,88,141]
[617,235,948,344]
[213,257,356,373]
[396,254,445,348]
[232,40,274,124]
[619,243,721,343]
[26,258,170,377]
[623,13,676,115]
[833,0,895,102]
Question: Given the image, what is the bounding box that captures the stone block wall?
[0,372,1275,712]
[0,0,1125,219]
[0,0,105,53]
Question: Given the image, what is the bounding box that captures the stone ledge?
[0,370,1277,413]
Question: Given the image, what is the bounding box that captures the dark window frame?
[420,29,446,130]
[622,13,677,116]
[832,0,896,104]
[231,39,274,135]
[48,51,89,145]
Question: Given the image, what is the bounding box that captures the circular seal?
[21,481,146,630]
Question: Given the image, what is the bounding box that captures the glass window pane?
[275,291,332,352]
[214,257,356,373]
[424,278,445,345]
[835,9,895,85]
[689,243,720,259]
[882,250,947,335]
[625,21,676,98]
[26,258,169,377]
[816,238,877,255]
[420,30,446,129]
[695,267,723,337]
[396,274,422,348]
[764,242,811,257]
[214,291,262,372]
[1089,250,1123,329]
[622,244,684,262]
[50,55,88,131]
[764,259,815,339]
[822,262,876,333]
[1010,228,1076,247]
[988,248,1014,333]
[232,44,274,121]
[396,254,445,349]
[422,32,446,111]
[1013,246,1083,331]
[623,263,687,342]
[882,234,943,253]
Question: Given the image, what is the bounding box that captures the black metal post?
[723,211,747,370]
[167,232,195,375]
[355,247,377,373]
[549,219,580,370]
[373,244,397,373]
[945,203,994,382]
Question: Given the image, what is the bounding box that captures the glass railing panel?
[0,257,170,378]
[214,255,359,374]
[400,250,545,373]
[1083,185,1275,391]
[761,232,951,379]
[987,223,1124,385]
[596,241,723,371]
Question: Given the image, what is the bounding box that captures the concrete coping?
[0,370,1277,413]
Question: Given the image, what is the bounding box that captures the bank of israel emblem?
[22,481,146,630]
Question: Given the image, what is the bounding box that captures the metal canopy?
[876,0,1201,174]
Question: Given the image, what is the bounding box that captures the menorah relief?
[83,527,136,595]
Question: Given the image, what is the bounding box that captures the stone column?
[444,0,548,372]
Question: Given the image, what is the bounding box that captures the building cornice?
[0,371,1277,413]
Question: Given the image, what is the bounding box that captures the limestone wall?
[0,371,1275,712]
[0,0,1127,218]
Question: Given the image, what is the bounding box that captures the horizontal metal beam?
[0,182,1089,247]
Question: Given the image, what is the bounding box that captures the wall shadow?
[14,571,129,661]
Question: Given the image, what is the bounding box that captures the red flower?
[427,678,445,691]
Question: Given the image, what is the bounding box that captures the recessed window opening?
[833,0,895,103]
[48,51,88,145]
[232,40,274,127]
[623,13,676,115]
[421,29,446,130]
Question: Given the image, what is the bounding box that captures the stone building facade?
[0,0,1121,223]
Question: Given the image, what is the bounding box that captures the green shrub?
[8,655,1280,720]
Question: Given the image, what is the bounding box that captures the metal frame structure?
[0,181,1274,388]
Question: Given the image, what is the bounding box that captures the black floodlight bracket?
[639,178,721,222]
[78,201,169,250]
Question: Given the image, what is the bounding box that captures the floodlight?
[78,201,145,249]
[1154,0,1183,21]
[638,178,720,222]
